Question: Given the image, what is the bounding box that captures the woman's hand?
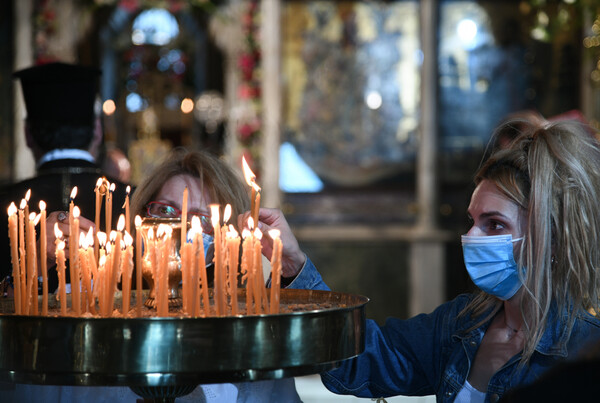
[42,211,95,265]
[238,208,306,278]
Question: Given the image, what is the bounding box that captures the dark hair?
[27,121,94,152]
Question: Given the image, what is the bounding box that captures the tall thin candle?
[210,204,225,316]
[192,217,209,316]
[27,212,38,315]
[135,215,143,316]
[181,186,188,247]
[39,201,47,315]
[227,225,240,316]
[94,177,104,261]
[18,199,28,314]
[121,232,134,315]
[125,186,131,235]
[7,203,21,314]
[71,206,81,316]
[269,229,282,314]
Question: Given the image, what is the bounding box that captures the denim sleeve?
[285,256,330,291]
[320,296,469,398]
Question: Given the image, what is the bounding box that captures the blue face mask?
[461,234,524,300]
[202,233,214,263]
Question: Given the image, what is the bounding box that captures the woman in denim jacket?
[249,118,600,402]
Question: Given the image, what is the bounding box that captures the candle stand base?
[0,289,368,397]
[130,384,196,402]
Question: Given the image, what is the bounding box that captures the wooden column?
[409,0,445,316]
[260,0,282,209]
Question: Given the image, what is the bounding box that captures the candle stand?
[0,289,368,402]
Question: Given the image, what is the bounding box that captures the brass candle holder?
[139,218,211,310]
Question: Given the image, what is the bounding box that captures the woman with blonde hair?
[257,117,600,402]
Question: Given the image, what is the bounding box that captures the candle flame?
[70,187,78,200]
[135,215,142,228]
[54,223,63,239]
[268,229,281,239]
[124,232,133,246]
[191,215,201,233]
[86,228,94,246]
[73,206,80,218]
[223,204,232,223]
[126,185,131,194]
[28,212,36,221]
[148,227,154,240]
[99,255,106,266]
[242,228,251,239]
[210,204,220,228]
[39,200,46,211]
[20,199,26,209]
[227,224,239,238]
[7,202,17,216]
[117,214,125,231]
[254,228,262,240]
[106,242,112,254]
[110,183,116,192]
[25,189,31,201]
[110,231,117,243]
[96,177,103,188]
[247,216,255,230]
[34,213,41,226]
[97,231,107,246]
[241,156,256,187]
[80,235,88,249]
[57,241,65,251]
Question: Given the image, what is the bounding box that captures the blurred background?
[2,0,600,328]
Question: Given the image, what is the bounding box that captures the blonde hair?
[130,148,250,229]
[462,118,600,363]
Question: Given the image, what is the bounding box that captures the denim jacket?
[291,257,600,403]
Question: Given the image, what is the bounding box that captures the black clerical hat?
[13,62,101,125]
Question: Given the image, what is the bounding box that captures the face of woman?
[154,174,212,216]
[466,179,525,239]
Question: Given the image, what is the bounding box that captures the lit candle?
[180,232,192,315]
[252,227,264,314]
[241,227,253,315]
[108,215,125,315]
[192,217,209,316]
[242,156,261,226]
[27,212,38,315]
[54,224,67,316]
[39,201,47,316]
[135,215,143,316]
[94,177,104,261]
[8,203,21,314]
[86,230,98,314]
[81,229,96,314]
[125,186,131,235]
[23,190,30,248]
[95,232,107,311]
[106,181,114,235]
[181,186,188,247]
[222,205,232,314]
[18,199,27,314]
[227,225,240,316]
[97,254,107,316]
[156,224,172,317]
[269,229,282,314]
[71,206,81,316]
[210,204,225,316]
[121,232,134,315]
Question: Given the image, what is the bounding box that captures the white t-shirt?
[454,379,486,403]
